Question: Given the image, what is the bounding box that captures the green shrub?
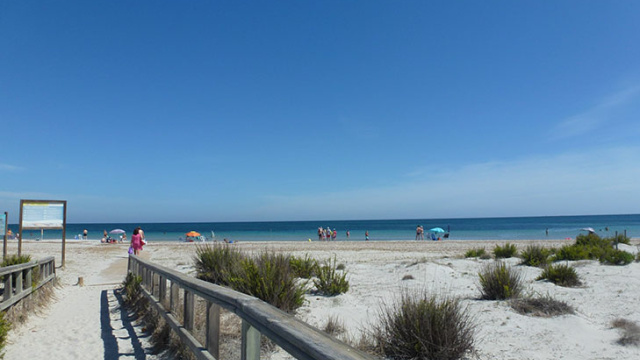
[554,244,597,261]
[536,263,581,287]
[600,249,635,266]
[194,244,244,285]
[1,254,32,267]
[122,272,143,306]
[478,261,523,300]
[554,239,633,266]
[493,243,518,259]
[637,252,640,262]
[228,251,307,313]
[313,256,349,296]
[520,245,551,267]
[465,248,486,258]
[607,233,631,245]
[1,254,34,289]
[373,290,475,360]
[289,254,318,279]
[0,311,9,358]
[510,295,574,317]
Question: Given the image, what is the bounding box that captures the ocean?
[10,214,640,242]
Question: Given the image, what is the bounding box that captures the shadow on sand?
[100,289,149,359]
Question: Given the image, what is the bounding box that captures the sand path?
[3,241,160,360]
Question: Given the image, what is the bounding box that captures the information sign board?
[21,201,65,229]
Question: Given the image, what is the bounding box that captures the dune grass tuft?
[520,245,551,267]
[372,290,475,360]
[313,256,349,296]
[289,254,318,279]
[493,243,518,259]
[478,261,523,300]
[195,245,307,313]
[536,263,582,287]
[612,318,640,346]
[465,247,486,258]
[510,295,574,317]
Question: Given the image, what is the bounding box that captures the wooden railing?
[0,256,56,311]
[128,255,374,360]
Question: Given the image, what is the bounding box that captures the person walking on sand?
[131,227,143,255]
[416,225,424,240]
[83,229,88,240]
[365,230,369,241]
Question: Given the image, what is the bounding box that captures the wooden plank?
[159,275,167,305]
[25,268,32,290]
[170,281,179,312]
[3,274,12,302]
[184,290,195,331]
[206,301,220,359]
[241,320,261,360]
[15,271,22,293]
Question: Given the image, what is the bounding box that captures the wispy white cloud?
[250,146,640,220]
[0,164,24,172]
[552,86,640,139]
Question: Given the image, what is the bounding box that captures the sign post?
[1,212,7,260]
[19,200,67,267]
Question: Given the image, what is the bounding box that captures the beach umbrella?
[109,229,126,234]
[580,227,596,233]
[429,227,445,233]
[186,231,201,237]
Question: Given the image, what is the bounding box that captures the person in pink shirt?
[131,227,143,255]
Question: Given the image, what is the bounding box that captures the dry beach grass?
[2,238,640,359]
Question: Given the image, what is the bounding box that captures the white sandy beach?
[4,238,640,360]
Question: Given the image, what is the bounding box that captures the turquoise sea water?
[11,214,640,242]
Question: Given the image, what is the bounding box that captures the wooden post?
[2,212,7,260]
[159,276,167,305]
[241,320,260,360]
[3,274,12,301]
[15,272,22,294]
[61,201,67,268]
[170,282,179,312]
[150,272,156,296]
[18,205,23,257]
[206,301,220,359]
[25,268,32,290]
[184,290,195,331]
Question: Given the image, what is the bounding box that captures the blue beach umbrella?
[429,227,445,233]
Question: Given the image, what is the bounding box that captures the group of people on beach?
[101,230,126,243]
[317,227,369,241]
[317,227,338,241]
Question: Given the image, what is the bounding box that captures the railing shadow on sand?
[128,255,374,360]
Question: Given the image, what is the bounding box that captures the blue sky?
[2,1,640,223]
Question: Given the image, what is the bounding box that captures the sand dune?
[4,239,640,359]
